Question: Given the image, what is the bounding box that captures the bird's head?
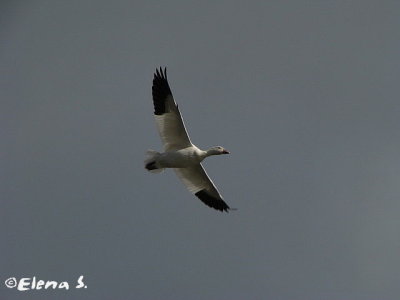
[207,146,230,156]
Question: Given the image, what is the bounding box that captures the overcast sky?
[2,1,400,299]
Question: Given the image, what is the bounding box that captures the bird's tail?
[144,150,164,173]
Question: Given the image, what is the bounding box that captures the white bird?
[145,67,231,212]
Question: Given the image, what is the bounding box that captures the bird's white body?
[158,146,206,168]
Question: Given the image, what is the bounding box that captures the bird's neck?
[204,148,218,157]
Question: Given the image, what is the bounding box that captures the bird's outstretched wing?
[152,67,192,151]
[174,164,230,212]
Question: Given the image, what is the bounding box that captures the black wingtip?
[152,66,172,115]
[195,190,231,213]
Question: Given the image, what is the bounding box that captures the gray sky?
[2,1,400,299]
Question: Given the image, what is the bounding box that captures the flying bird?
[145,67,231,212]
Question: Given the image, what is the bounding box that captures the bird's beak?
[222,149,230,154]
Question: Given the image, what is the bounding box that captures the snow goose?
[145,67,231,212]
